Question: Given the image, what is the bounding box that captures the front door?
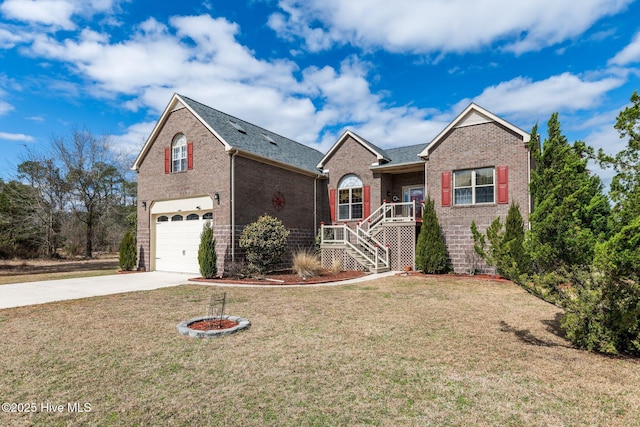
[403,186,424,220]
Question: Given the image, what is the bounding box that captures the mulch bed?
[190,269,366,285]
[188,318,239,331]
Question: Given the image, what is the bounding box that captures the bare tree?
[50,128,131,258]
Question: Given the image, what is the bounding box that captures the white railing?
[320,201,417,271]
[358,201,417,235]
[320,223,389,270]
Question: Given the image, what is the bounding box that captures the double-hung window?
[172,134,187,172]
[454,167,494,205]
[337,174,363,220]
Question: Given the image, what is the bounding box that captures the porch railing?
[358,200,417,235]
[320,223,390,271]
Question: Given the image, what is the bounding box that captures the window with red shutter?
[363,185,370,218]
[187,142,193,170]
[441,171,451,207]
[164,148,170,174]
[497,165,508,204]
[329,188,336,222]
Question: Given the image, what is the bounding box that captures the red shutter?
[441,171,451,207]
[497,165,508,204]
[164,148,170,174]
[187,142,194,170]
[329,188,336,222]
[363,185,370,218]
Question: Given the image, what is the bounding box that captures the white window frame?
[172,134,187,173]
[337,174,363,221]
[453,167,495,205]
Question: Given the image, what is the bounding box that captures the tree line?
[416,91,640,356]
[0,129,136,259]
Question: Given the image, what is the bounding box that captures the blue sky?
[1,0,639,185]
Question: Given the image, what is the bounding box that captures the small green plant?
[470,202,529,279]
[415,197,449,274]
[118,231,137,271]
[239,214,290,274]
[292,249,322,280]
[198,221,217,279]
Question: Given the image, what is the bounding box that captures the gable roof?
[379,143,428,167]
[419,103,530,158]
[132,94,325,176]
[317,130,391,169]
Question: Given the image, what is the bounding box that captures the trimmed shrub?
[292,249,322,279]
[415,197,448,274]
[118,231,137,271]
[239,214,290,274]
[198,221,217,279]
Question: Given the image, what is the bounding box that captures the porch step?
[345,247,390,274]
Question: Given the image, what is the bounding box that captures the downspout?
[313,176,318,236]
[230,149,237,262]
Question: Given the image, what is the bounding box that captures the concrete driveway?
[0,272,194,309]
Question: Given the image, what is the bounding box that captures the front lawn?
[1,275,638,426]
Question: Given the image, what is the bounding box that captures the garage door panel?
[155,217,206,274]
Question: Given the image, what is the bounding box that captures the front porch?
[320,201,417,273]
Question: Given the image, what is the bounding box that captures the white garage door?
[155,213,210,274]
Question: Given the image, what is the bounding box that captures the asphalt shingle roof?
[180,95,324,174]
[379,143,427,167]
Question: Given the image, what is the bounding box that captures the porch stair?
[345,245,390,273]
[320,201,417,272]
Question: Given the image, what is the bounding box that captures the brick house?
[133,94,531,275]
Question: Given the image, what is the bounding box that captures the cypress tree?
[198,221,217,279]
[501,202,529,277]
[527,113,610,272]
[415,197,448,274]
[118,230,137,271]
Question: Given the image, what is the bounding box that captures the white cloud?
[456,73,625,122]
[609,32,640,66]
[0,0,77,29]
[0,131,34,141]
[0,0,122,30]
[22,13,447,149]
[0,27,25,48]
[111,121,155,160]
[269,0,633,54]
[0,99,14,116]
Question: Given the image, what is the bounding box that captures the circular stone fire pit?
[177,315,251,338]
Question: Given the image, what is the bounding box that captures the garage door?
[155,212,211,274]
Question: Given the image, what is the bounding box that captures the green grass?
[1,275,639,426]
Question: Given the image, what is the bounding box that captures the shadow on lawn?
[499,315,569,348]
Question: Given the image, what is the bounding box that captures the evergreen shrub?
[118,231,137,271]
[198,221,217,279]
[415,197,449,274]
[239,214,290,274]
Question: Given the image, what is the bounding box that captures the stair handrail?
[320,223,389,270]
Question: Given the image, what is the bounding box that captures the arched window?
[203,212,213,220]
[172,134,187,172]
[171,214,183,221]
[157,215,169,222]
[338,174,363,220]
[186,214,199,221]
